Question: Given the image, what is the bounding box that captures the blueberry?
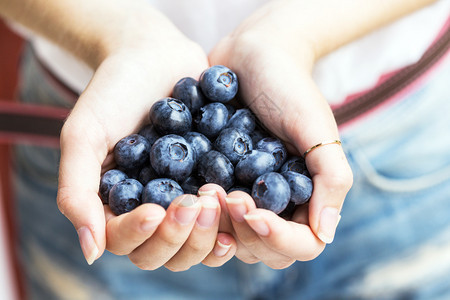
[149,97,192,135]
[281,171,313,205]
[150,135,195,182]
[256,137,288,171]
[224,104,236,121]
[138,165,158,186]
[142,178,183,209]
[99,169,128,204]
[197,150,234,191]
[225,108,256,134]
[138,124,161,146]
[214,128,253,165]
[250,129,268,146]
[184,131,212,162]
[280,156,310,177]
[278,201,297,219]
[235,150,276,186]
[172,77,207,114]
[114,134,151,171]
[181,175,206,195]
[227,186,252,194]
[251,172,290,214]
[194,102,229,139]
[109,179,143,215]
[199,65,238,102]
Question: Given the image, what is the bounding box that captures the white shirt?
[26,0,450,104]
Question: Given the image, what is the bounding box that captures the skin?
[0,0,436,270]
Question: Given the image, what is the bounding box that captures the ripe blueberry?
[225,108,256,134]
[251,172,290,214]
[172,77,207,114]
[184,131,212,162]
[235,150,276,186]
[142,178,184,209]
[138,124,161,147]
[150,135,195,182]
[280,156,310,177]
[281,171,313,205]
[149,97,192,136]
[214,128,253,165]
[199,65,238,102]
[99,169,128,204]
[256,137,288,171]
[109,179,143,215]
[114,134,151,171]
[197,150,234,191]
[194,102,229,139]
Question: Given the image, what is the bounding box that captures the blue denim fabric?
[13,44,450,300]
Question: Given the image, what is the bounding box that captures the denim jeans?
[12,44,450,300]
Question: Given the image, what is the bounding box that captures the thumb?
[57,109,108,265]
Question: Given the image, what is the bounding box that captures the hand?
[208,1,353,268]
[56,7,235,270]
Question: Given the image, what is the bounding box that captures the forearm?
[0,0,173,68]
[237,0,437,64]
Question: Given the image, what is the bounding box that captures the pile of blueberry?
[100,65,313,217]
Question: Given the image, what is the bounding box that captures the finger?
[305,144,352,244]
[164,195,220,271]
[128,195,201,270]
[202,233,237,267]
[198,184,234,234]
[105,203,166,255]
[57,115,109,265]
[225,192,291,267]
[244,209,326,262]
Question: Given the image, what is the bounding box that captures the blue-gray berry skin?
[114,134,151,171]
[138,165,158,186]
[99,169,128,204]
[197,150,234,191]
[194,102,229,139]
[252,172,290,214]
[235,150,276,186]
[184,131,212,162]
[281,171,313,205]
[138,124,161,147]
[142,178,183,209]
[250,129,268,146]
[278,201,297,219]
[181,175,206,195]
[172,77,207,114]
[224,104,236,121]
[149,97,192,136]
[109,179,143,215]
[280,156,310,178]
[150,135,195,182]
[214,128,253,165]
[199,65,238,102]
[225,108,256,134]
[227,186,252,194]
[256,137,288,171]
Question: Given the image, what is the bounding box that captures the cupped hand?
[208,3,353,268]
[56,10,235,269]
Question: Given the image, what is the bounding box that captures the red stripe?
[0,100,70,119]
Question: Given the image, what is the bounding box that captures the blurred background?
[0,18,24,300]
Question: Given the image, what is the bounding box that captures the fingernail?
[197,202,219,228]
[140,215,163,232]
[225,197,246,222]
[198,189,217,197]
[174,195,200,225]
[77,226,99,265]
[214,240,232,257]
[243,214,270,236]
[318,207,341,244]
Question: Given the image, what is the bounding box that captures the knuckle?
[323,169,353,194]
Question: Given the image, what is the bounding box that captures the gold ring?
[303,140,342,158]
